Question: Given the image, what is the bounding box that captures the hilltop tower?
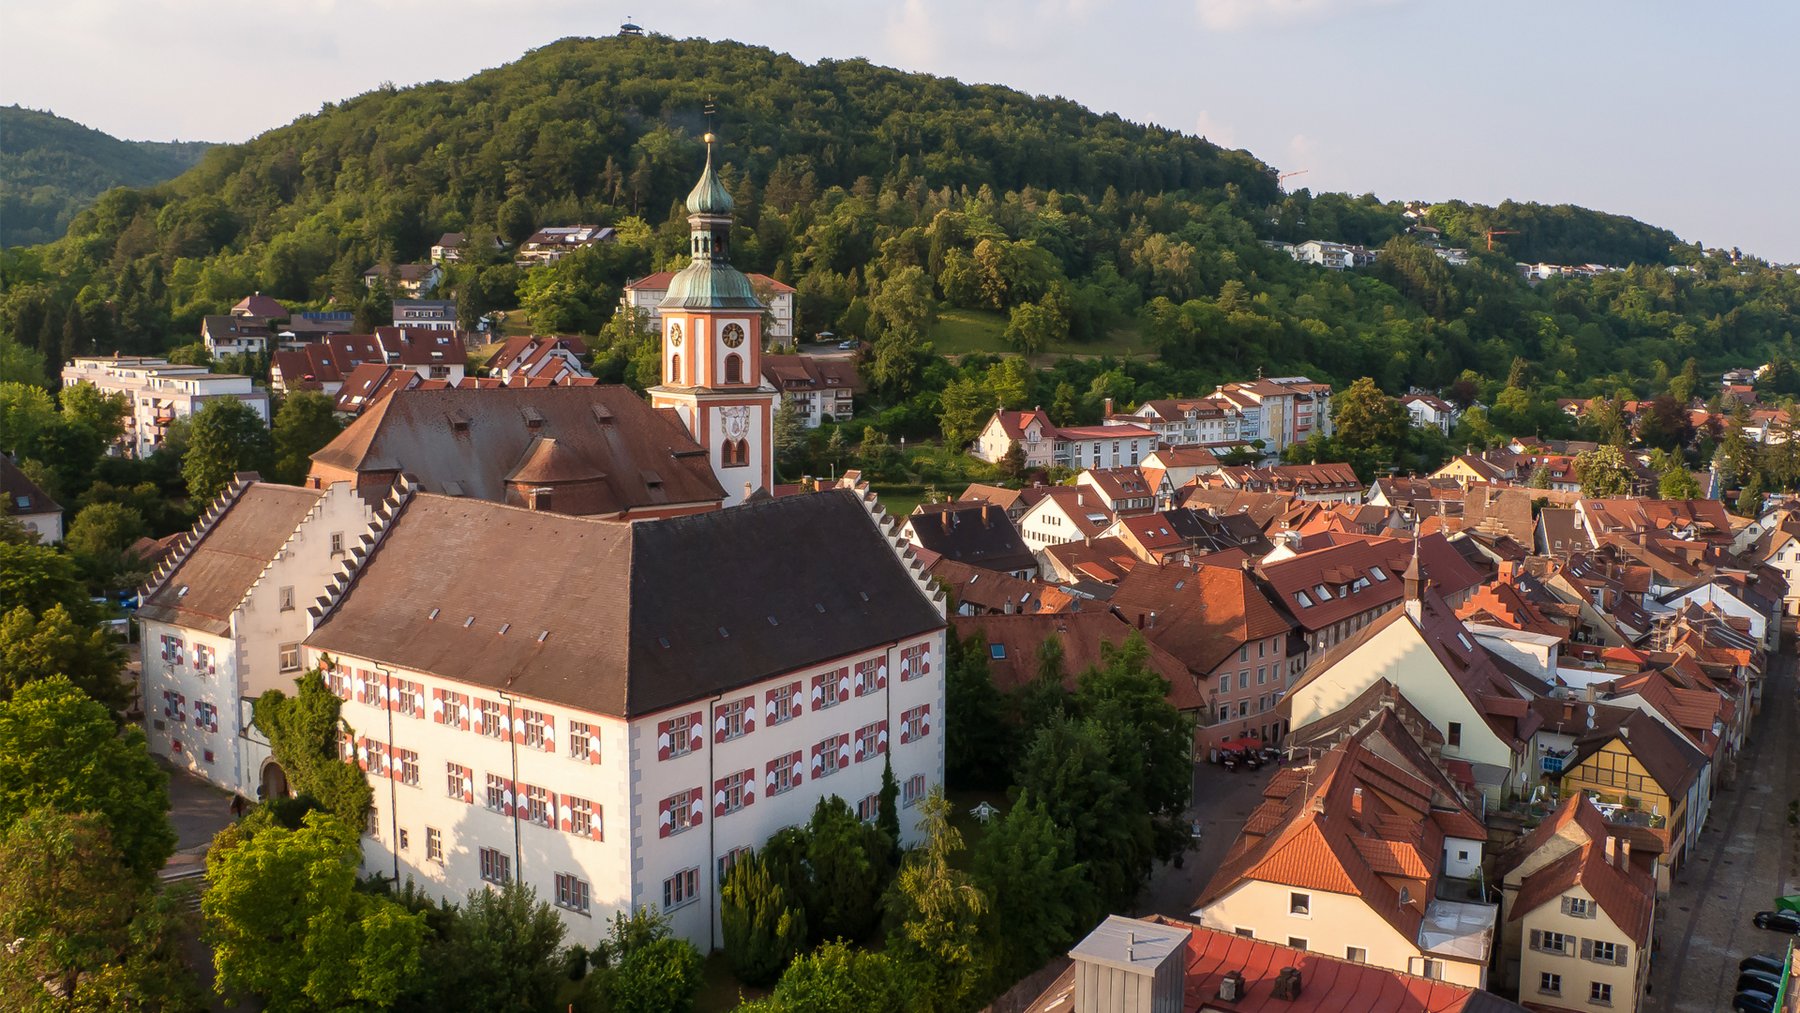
[647,132,776,506]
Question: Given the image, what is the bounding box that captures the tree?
[969,793,1094,992]
[772,397,807,472]
[1574,445,1634,498]
[1330,377,1409,478]
[1654,450,1701,500]
[252,669,372,822]
[937,377,989,449]
[59,383,131,447]
[415,881,567,1013]
[589,909,704,1013]
[0,676,174,885]
[497,195,537,246]
[0,809,200,1008]
[738,940,910,1013]
[0,604,127,712]
[824,425,848,472]
[1004,296,1067,355]
[0,381,57,454]
[1716,409,1756,487]
[184,397,272,501]
[883,791,990,1013]
[943,631,1009,790]
[271,391,343,485]
[866,267,935,399]
[721,851,809,986]
[1738,473,1766,518]
[1633,394,1692,451]
[66,500,149,586]
[877,757,901,858]
[803,796,891,942]
[204,811,426,1010]
[1015,633,1070,733]
[1013,716,1145,911]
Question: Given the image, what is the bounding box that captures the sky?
[5,0,1795,260]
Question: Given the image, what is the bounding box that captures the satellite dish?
[1587,704,1596,717]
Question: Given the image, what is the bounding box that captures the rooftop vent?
[428,608,440,620]
[537,630,549,643]
[767,615,779,626]
[498,623,510,635]
[463,615,475,628]
[718,626,730,639]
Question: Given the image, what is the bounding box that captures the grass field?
[927,308,1154,360]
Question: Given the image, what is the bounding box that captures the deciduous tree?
[0,604,127,711]
[884,791,990,1012]
[721,850,809,986]
[271,391,343,485]
[252,669,372,823]
[1575,444,1634,498]
[184,397,272,501]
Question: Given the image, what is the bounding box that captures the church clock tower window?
[724,355,743,384]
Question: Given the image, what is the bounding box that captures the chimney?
[1148,611,1158,629]
[1605,836,1617,867]
[1620,838,1631,865]
[1070,916,1189,1013]
[1105,397,1115,417]
[1585,683,1596,703]
[1136,612,1145,630]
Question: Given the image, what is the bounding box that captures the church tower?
[648,132,776,507]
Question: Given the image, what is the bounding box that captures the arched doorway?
[260,760,290,801]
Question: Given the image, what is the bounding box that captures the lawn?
[927,308,1155,361]
[864,444,1010,518]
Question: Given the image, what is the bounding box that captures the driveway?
[1643,652,1800,1012]
[1138,757,1280,918]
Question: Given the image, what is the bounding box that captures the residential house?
[951,612,1193,709]
[1258,536,1412,658]
[1077,467,1161,517]
[137,478,374,800]
[485,336,591,384]
[1659,575,1782,652]
[1555,709,1706,874]
[928,558,1073,617]
[1110,561,1297,749]
[1024,914,1529,1013]
[622,271,796,340]
[201,315,271,358]
[1214,463,1364,503]
[1495,795,1656,1012]
[1039,536,1141,586]
[62,355,270,459]
[1141,446,1222,491]
[1193,737,1496,986]
[332,363,422,418]
[900,501,1038,579]
[1289,240,1379,271]
[760,354,861,427]
[1057,423,1158,471]
[1017,487,1118,554]
[362,263,443,297]
[1401,393,1461,436]
[955,483,1050,523]
[515,226,616,266]
[0,454,62,543]
[973,408,1059,468]
[307,385,727,519]
[230,293,287,320]
[301,487,945,950]
[392,300,458,332]
[1432,452,1521,488]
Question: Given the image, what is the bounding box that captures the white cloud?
[1194,0,1404,32]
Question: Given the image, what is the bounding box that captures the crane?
[1278,169,1310,186]
[1483,228,1520,251]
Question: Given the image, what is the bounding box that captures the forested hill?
[0,106,213,247]
[4,32,1798,422]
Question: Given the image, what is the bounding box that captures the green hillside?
[0,106,212,247]
[2,33,1798,449]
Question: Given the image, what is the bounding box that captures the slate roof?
[138,483,323,635]
[905,501,1036,574]
[306,489,943,717]
[311,385,724,514]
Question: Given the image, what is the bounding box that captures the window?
[669,353,681,384]
[1238,701,1249,717]
[1539,972,1561,996]
[1345,947,1367,963]
[989,643,1007,660]
[1533,930,1572,954]
[1218,705,1230,722]
[395,748,420,787]
[856,793,881,823]
[524,784,551,826]
[1239,645,1249,662]
[364,740,389,778]
[769,684,799,725]
[398,828,409,851]
[569,720,598,762]
[279,642,300,672]
[664,790,701,835]
[554,873,591,915]
[663,868,700,911]
[485,774,509,813]
[667,713,697,756]
[724,353,743,384]
[1589,940,1618,964]
[1218,675,1229,695]
[901,706,929,743]
[1565,897,1595,918]
[903,773,927,807]
[1447,722,1462,748]
[478,700,504,738]
[479,847,511,885]
[769,752,801,796]
[567,796,599,839]
[366,806,380,839]
[855,722,882,762]
[718,698,748,741]
[1289,892,1311,916]
[1419,959,1444,980]
[718,770,749,815]
[446,763,471,801]
[279,586,295,611]
[1238,671,1249,690]
[330,532,345,556]
[519,709,547,749]
[1287,937,1307,950]
[1296,591,1314,608]
[426,827,443,863]
[819,736,845,778]
[1258,666,1266,685]
[717,846,752,886]
[1589,982,1612,1005]
[395,681,420,717]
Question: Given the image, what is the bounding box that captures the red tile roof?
[1110,562,1294,676]
[1505,798,1655,945]
[951,612,1196,708]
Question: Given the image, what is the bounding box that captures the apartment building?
[62,355,270,458]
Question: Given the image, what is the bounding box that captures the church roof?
[685,135,734,216]
[659,261,764,310]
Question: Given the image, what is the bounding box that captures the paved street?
[1139,756,1280,918]
[1645,652,1800,1012]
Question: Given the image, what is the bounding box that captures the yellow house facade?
[1556,712,1704,872]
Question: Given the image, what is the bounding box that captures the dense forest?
[0,106,213,248]
[3,34,1800,439]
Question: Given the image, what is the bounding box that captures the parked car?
[1737,969,1781,996]
[1733,989,1777,1013]
[837,340,856,350]
[1753,910,1800,933]
[1741,953,1785,976]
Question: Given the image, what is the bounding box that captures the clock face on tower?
[668,322,683,347]
[722,323,745,348]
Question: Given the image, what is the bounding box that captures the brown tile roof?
[1179,487,1293,530]
[951,611,1194,705]
[1564,708,1705,801]
[1042,536,1140,584]
[0,454,59,518]
[137,483,323,635]
[1111,562,1293,675]
[759,354,864,395]
[310,385,724,515]
[928,558,1074,615]
[306,489,943,717]
[231,293,288,319]
[1506,801,1655,945]
[1260,537,1411,631]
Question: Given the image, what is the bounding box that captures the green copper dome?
[684,134,734,215]
[660,261,764,310]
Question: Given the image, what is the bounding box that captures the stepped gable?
[305,488,944,717]
[137,481,323,635]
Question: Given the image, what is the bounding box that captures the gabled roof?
[1506,800,1655,946]
[928,558,1073,615]
[1563,708,1705,801]
[1027,487,1117,539]
[759,354,863,394]
[1260,536,1411,631]
[1111,562,1293,675]
[0,454,59,519]
[306,489,943,717]
[1042,536,1140,584]
[905,502,1036,574]
[311,385,724,515]
[138,483,323,635]
[231,293,287,318]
